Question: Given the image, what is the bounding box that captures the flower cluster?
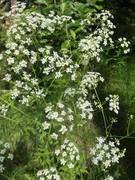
[63,72,104,121]
[75,72,104,120]
[1,3,79,105]
[42,102,74,139]
[105,95,119,114]
[4,2,72,32]
[64,87,76,98]
[37,167,61,180]
[0,141,13,173]
[55,139,80,169]
[90,137,125,171]
[76,97,93,120]
[0,104,8,117]
[118,37,130,54]
[80,72,104,91]
[79,10,115,63]
[5,2,26,18]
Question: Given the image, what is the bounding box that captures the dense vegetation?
[0,0,135,179]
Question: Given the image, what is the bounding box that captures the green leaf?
[60,2,67,13]
[61,40,70,50]
[70,30,76,40]
[95,5,103,10]
[35,0,48,5]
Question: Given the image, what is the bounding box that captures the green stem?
[127,116,131,136]
[94,88,108,137]
[109,131,135,140]
[0,114,16,122]
[54,0,56,6]
[0,97,27,116]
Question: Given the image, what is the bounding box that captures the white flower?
[57,102,64,109]
[57,117,64,122]
[92,158,98,165]
[3,74,11,81]
[0,54,3,60]
[4,143,10,149]
[68,163,74,168]
[0,156,5,162]
[79,10,115,63]
[77,97,93,120]
[62,151,67,157]
[64,88,76,97]
[37,167,61,180]
[51,133,58,140]
[55,139,80,169]
[0,141,13,173]
[0,164,5,173]
[118,37,130,54]
[106,95,119,114]
[55,149,60,156]
[80,72,104,90]
[105,175,114,180]
[19,95,29,105]
[60,158,66,165]
[97,137,105,144]
[7,57,14,65]
[55,71,63,79]
[5,50,11,55]
[11,88,20,99]
[103,160,111,169]
[45,105,53,113]
[39,177,45,180]
[90,137,125,171]
[8,153,14,160]
[42,121,50,130]
[59,125,67,134]
[0,149,6,154]
[15,34,21,40]
[53,174,61,180]
[14,50,20,55]
[0,104,8,116]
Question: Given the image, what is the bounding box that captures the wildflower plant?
[0,1,131,179]
[1,3,79,106]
